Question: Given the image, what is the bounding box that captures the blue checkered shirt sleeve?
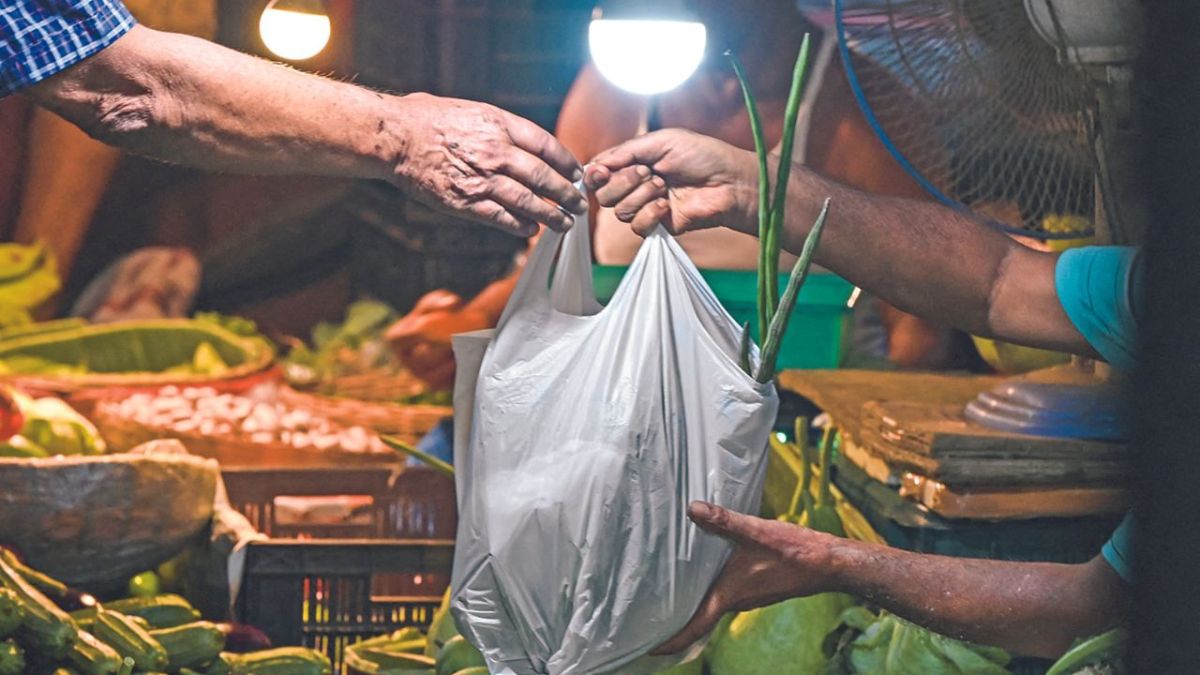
[1,0,136,97]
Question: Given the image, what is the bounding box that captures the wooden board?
[900,473,1128,520]
[778,370,1004,444]
[859,400,1130,486]
[779,369,1130,489]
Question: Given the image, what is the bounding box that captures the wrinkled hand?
[392,93,587,236]
[653,501,838,655]
[584,129,759,236]
[387,289,492,390]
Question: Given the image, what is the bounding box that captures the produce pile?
[282,301,449,406]
[343,590,485,675]
[344,590,700,675]
[0,550,331,675]
[0,388,106,457]
[96,386,387,455]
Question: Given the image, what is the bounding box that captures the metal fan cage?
[834,0,1099,238]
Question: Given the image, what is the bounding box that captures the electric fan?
[833,0,1145,439]
[834,0,1144,241]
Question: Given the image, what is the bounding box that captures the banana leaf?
[0,318,87,342]
[0,319,274,386]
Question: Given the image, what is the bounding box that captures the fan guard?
[835,0,1099,238]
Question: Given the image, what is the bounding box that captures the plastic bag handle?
[498,182,601,327]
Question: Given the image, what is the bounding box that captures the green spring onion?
[728,35,831,383]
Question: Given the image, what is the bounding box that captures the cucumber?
[346,640,432,674]
[68,629,122,675]
[93,609,168,671]
[229,647,332,675]
[0,554,76,657]
[149,621,226,670]
[75,594,200,630]
[0,549,68,598]
[203,652,235,675]
[435,635,484,675]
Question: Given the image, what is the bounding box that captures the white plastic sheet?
[450,203,779,675]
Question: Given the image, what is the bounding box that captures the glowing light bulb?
[259,0,331,61]
[589,18,706,95]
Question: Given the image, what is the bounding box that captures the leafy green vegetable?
[10,392,106,456]
[0,435,48,458]
[824,609,1010,675]
[194,312,261,338]
[282,299,397,387]
[1046,628,1126,675]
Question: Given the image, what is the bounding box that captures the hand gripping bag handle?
[498,182,601,328]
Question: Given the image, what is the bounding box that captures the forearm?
[748,161,1007,337]
[28,26,399,181]
[737,158,1091,353]
[824,536,1125,658]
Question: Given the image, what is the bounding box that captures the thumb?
[688,501,765,548]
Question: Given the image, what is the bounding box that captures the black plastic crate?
[225,466,457,672]
[239,539,453,670]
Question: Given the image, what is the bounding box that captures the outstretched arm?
[27,25,586,236]
[657,503,1127,659]
[585,129,1095,357]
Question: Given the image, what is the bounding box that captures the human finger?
[630,198,671,237]
[459,198,541,237]
[583,163,612,190]
[592,165,652,207]
[613,175,667,223]
[496,147,588,214]
[652,587,727,655]
[590,132,676,173]
[687,501,772,548]
[488,175,575,232]
[502,111,584,183]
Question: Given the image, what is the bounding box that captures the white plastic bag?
[450,206,779,675]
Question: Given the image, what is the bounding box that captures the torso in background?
[563,25,979,370]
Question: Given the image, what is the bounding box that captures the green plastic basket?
[592,265,855,370]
